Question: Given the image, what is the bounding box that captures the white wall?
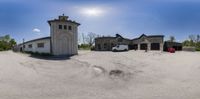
[20,39,51,54]
[50,21,78,55]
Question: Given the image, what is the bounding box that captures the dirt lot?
[0,50,200,99]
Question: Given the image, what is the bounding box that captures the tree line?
[78,32,100,50]
[80,33,200,51]
[182,35,200,51]
[0,35,17,51]
[169,34,200,51]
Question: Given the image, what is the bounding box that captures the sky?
[0,0,200,43]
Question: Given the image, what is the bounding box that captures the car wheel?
[113,49,117,52]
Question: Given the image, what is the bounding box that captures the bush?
[90,46,95,51]
[78,44,91,50]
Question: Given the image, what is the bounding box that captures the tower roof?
[48,15,80,26]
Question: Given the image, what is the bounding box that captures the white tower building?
[48,14,80,55]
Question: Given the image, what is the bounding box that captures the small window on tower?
[68,26,72,30]
[59,25,62,29]
[64,25,67,30]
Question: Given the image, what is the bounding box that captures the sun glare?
[81,8,104,17]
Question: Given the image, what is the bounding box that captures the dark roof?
[48,19,80,26]
[95,34,131,41]
[95,36,116,40]
[132,34,164,40]
[19,37,51,45]
[48,15,80,26]
[164,41,182,46]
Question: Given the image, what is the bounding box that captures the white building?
[18,15,80,56]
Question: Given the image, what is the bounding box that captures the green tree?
[9,39,17,47]
[0,35,16,51]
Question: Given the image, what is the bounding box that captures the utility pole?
[22,38,25,52]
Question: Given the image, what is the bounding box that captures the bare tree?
[169,36,175,42]
[197,35,200,42]
[85,32,97,46]
[80,33,86,44]
[189,35,196,42]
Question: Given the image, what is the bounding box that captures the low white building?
[18,15,80,56]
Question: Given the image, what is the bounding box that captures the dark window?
[133,44,138,50]
[37,43,44,48]
[28,44,32,48]
[64,25,67,30]
[68,26,72,30]
[23,45,25,48]
[111,43,114,47]
[59,25,62,29]
[117,38,123,42]
[98,44,101,50]
[104,43,107,49]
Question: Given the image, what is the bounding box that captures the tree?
[4,35,10,42]
[0,35,16,51]
[197,35,200,42]
[169,36,175,42]
[85,32,97,46]
[9,39,17,47]
[189,35,196,42]
[182,34,200,51]
[182,40,190,46]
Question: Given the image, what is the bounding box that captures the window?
[59,25,62,29]
[28,44,32,48]
[37,43,44,48]
[117,38,123,42]
[111,43,114,47]
[68,26,72,30]
[104,43,107,49]
[23,45,25,48]
[64,25,67,30]
[98,44,101,50]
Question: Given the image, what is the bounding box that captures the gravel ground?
[0,50,200,99]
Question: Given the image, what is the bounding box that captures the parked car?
[168,48,175,53]
[112,45,129,52]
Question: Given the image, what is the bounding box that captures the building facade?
[95,34,164,51]
[18,15,80,56]
[95,34,131,51]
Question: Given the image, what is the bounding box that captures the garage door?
[151,43,160,50]
[140,44,147,50]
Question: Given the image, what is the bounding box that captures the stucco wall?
[20,39,51,53]
[50,21,78,55]
[95,34,164,51]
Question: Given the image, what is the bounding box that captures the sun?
[81,8,104,17]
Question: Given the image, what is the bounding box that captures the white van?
[112,45,129,52]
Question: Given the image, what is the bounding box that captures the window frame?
[68,26,72,30]
[59,25,62,29]
[37,43,44,48]
[28,44,32,48]
[64,25,67,30]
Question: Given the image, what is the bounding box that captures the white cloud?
[33,28,41,33]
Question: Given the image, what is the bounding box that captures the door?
[57,35,70,55]
[151,43,160,50]
[140,43,147,50]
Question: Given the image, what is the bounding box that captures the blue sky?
[0,0,200,43]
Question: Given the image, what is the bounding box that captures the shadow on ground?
[29,54,72,60]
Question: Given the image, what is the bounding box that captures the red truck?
[168,48,175,53]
